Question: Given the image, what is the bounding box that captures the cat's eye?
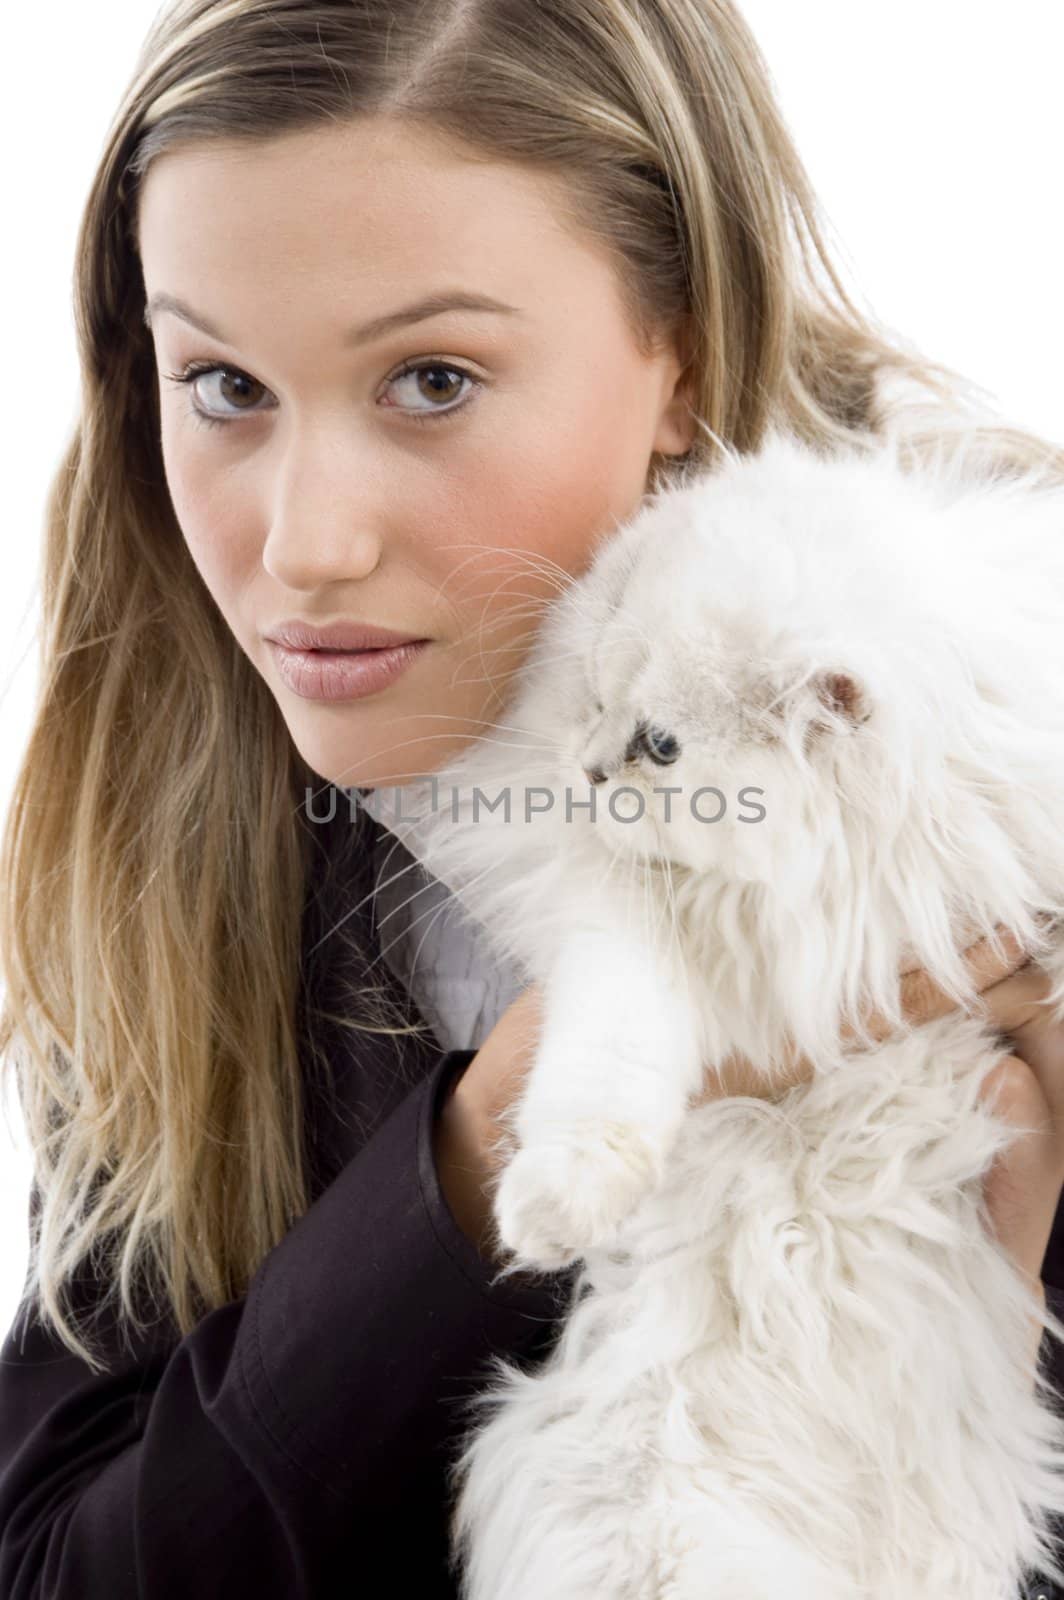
[626,720,681,766]
[643,725,680,764]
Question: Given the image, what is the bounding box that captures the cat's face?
[554,434,918,888]
[568,591,873,883]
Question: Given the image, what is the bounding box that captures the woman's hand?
[432,985,545,1260]
[977,1052,1064,1369]
[693,925,1047,1103]
[438,929,1064,1301]
[973,958,1064,1370]
[694,925,1064,1374]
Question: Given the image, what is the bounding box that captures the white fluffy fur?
[381,428,1064,1597]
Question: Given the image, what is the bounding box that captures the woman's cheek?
[467,437,646,584]
[163,446,252,593]
[504,376,654,570]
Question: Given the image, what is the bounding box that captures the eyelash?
[160,357,480,431]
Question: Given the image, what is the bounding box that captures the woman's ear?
[653,313,699,458]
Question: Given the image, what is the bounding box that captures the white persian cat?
[380,427,1064,1599]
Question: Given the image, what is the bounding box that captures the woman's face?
[137,116,695,789]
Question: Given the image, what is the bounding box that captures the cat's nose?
[583,766,609,786]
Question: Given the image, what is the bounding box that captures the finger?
[693,1036,822,1105]
[978,1056,1064,1285]
[978,962,1057,1043]
[899,926,1035,1022]
[978,1055,1064,1372]
[698,921,1054,1101]
[982,966,1064,1132]
[840,925,1039,1046]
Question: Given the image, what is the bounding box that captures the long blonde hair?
[2,0,1060,1374]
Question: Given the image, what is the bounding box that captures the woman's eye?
[161,357,479,431]
[162,364,273,429]
[382,360,478,423]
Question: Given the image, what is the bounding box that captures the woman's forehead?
[135,117,610,342]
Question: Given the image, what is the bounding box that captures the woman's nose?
[260,427,385,589]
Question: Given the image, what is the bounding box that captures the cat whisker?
[380,851,513,982]
[302,867,391,960]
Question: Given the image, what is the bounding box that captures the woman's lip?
[265,620,428,651]
[267,639,430,702]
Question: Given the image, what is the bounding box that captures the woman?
[1,1,1062,1595]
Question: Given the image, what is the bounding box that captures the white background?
[1,1,1061,1334]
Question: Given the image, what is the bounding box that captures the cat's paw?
[493,1121,664,1270]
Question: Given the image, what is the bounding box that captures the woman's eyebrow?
[142,289,526,346]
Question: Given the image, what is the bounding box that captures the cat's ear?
[815,671,869,724]
[756,667,871,746]
[804,671,872,742]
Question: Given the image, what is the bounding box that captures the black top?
[2,797,1063,1598]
